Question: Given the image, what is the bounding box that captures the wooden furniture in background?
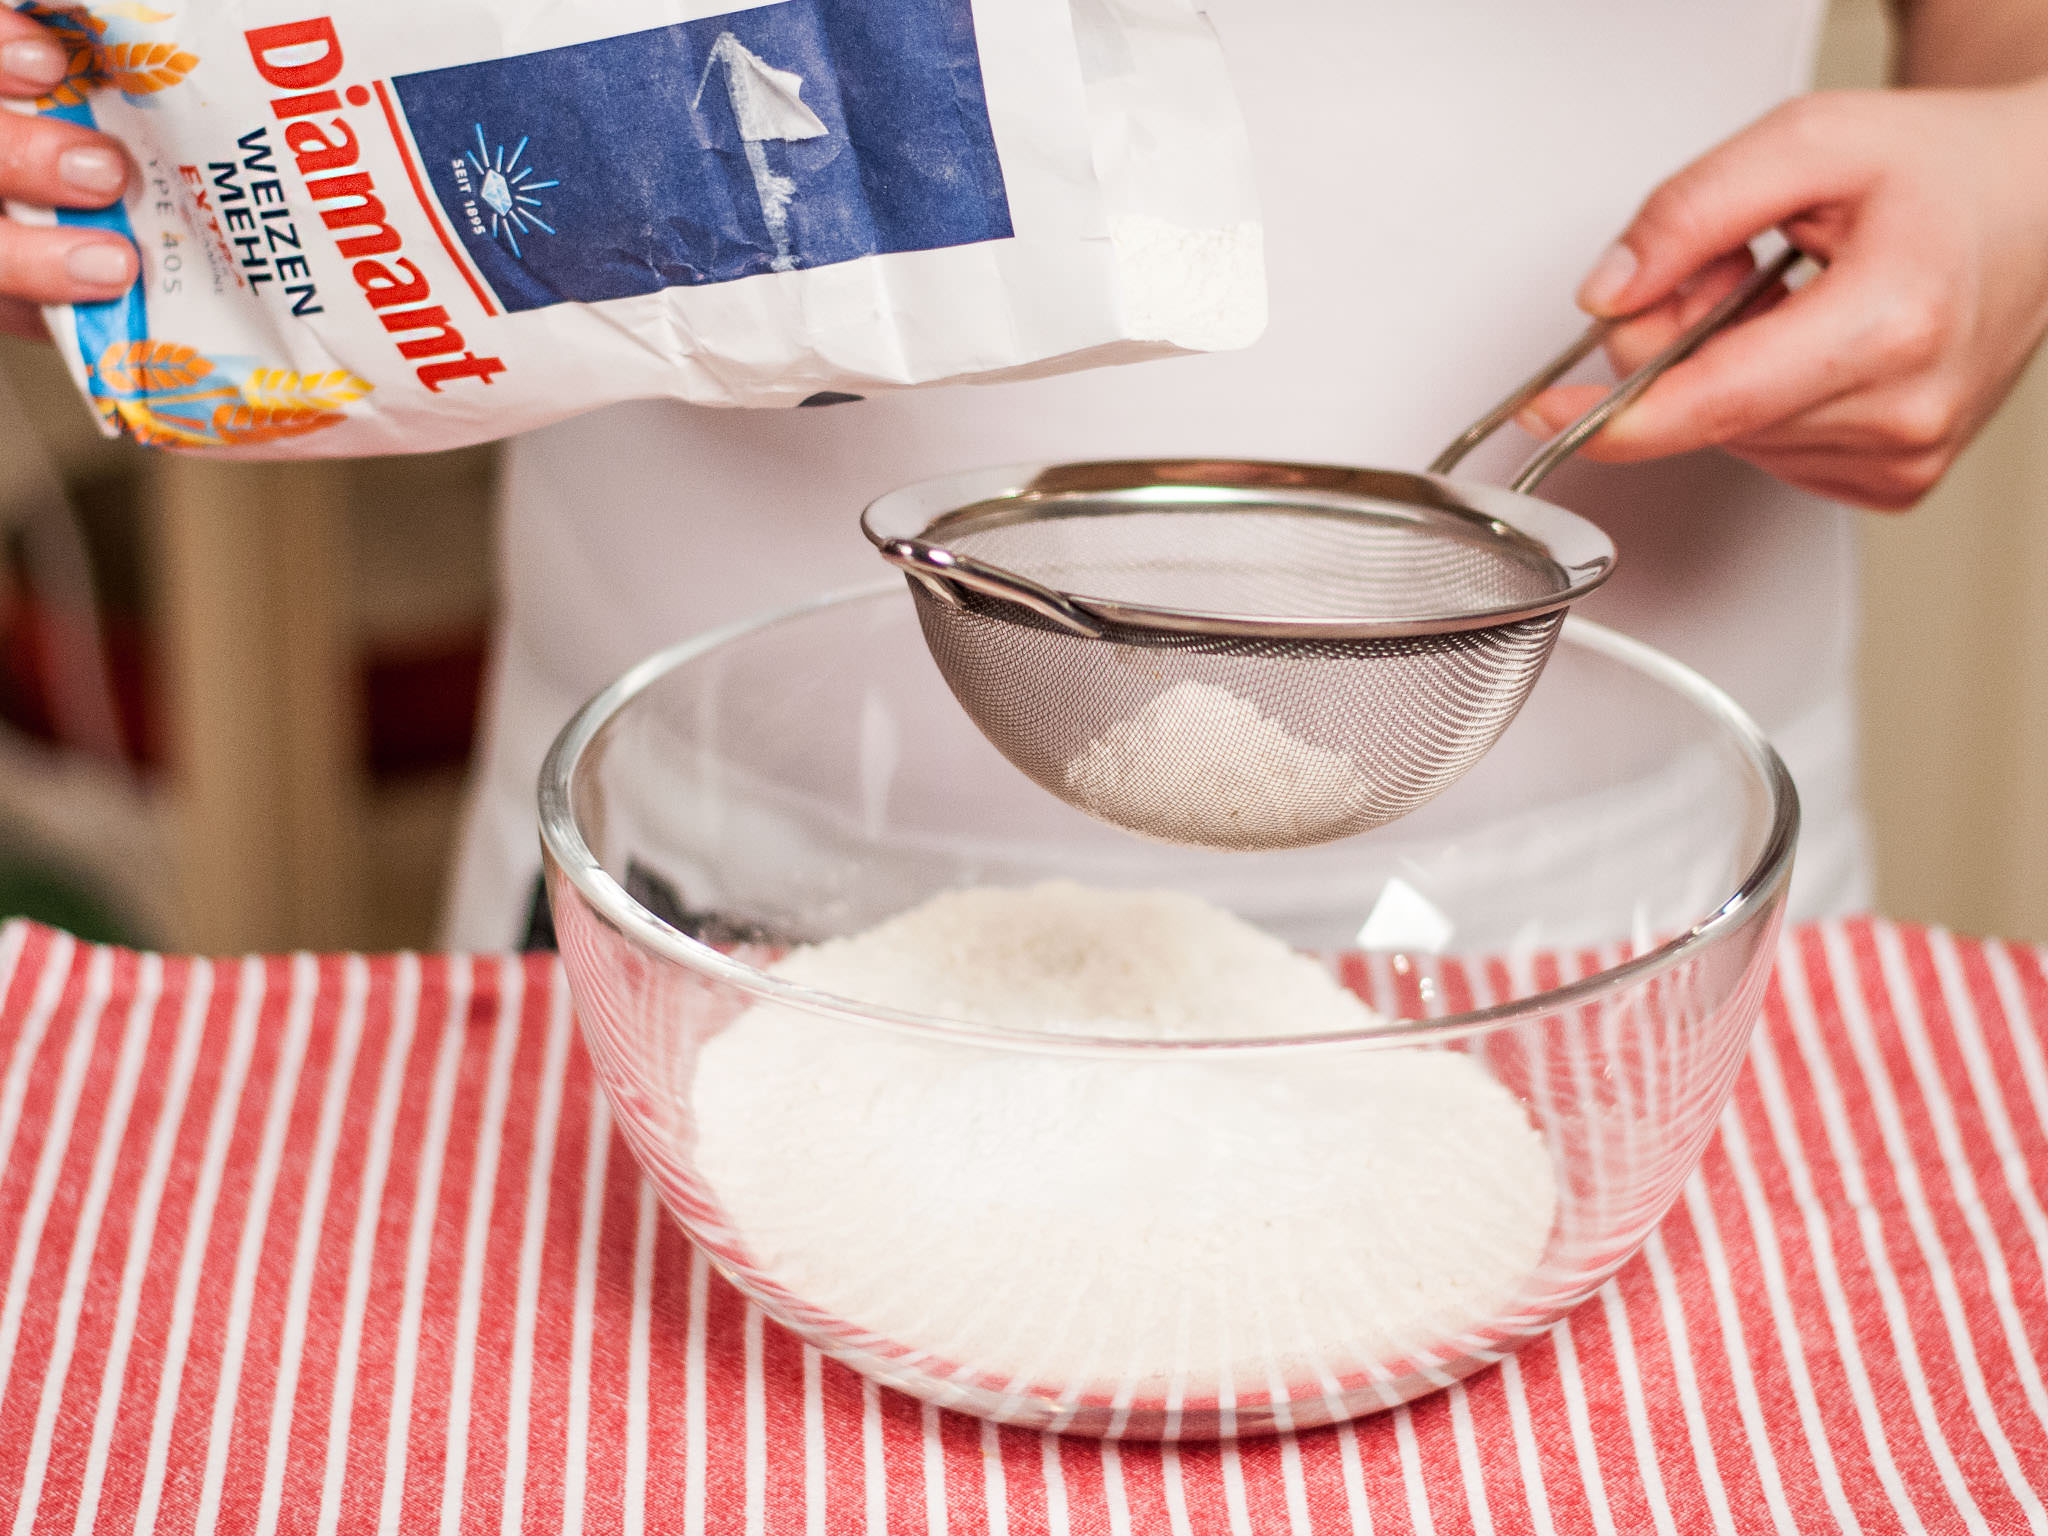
[1825,0,2048,942]
[2,333,493,954]
[152,456,366,953]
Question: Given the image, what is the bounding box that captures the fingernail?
[66,241,135,288]
[1515,407,1552,438]
[60,145,127,198]
[2,39,66,87]
[1578,242,1639,313]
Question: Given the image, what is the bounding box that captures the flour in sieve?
[1063,679,1370,847]
[689,882,1557,1404]
[1110,215,1267,351]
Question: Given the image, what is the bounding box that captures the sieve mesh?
[909,581,1567,851]
[869,465,1615,852]
[935,501,1563,621]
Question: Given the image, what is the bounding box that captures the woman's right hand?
[0,8,138,340]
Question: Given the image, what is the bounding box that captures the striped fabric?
[1,917,2045,1534]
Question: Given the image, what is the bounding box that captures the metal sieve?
[861,248,1802,852]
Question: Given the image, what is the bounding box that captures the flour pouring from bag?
[9,0,1263,455]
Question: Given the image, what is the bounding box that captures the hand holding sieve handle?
[1430,243,1809,495]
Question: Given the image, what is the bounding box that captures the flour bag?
[6,0,1263,454]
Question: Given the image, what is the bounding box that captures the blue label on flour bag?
[389,0,1012,313]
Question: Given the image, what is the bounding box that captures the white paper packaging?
[7,0,1263,455]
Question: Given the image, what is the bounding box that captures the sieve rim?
[860,459,1619,639]
[539,581,1801,1059]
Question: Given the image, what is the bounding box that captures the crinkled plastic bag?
[7,0,1263,455]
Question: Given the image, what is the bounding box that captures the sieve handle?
[875,536,1107,638]
[1428,243,1807,495]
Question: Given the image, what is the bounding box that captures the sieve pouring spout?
[876,535,1106,637]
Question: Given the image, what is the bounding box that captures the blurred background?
[0,0,2040,954]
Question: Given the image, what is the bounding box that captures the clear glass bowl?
[540,583,1797,1440]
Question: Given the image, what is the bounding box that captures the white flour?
[690,883,1556,1402]
[1111,217,1267,352]
[1064,680,1370,846]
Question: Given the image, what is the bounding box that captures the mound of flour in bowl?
[690,882,1555,1404]
[1062,681,1371,847]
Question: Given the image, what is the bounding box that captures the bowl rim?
[538,580,1801,1054]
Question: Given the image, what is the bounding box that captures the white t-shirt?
[446,0,1868,949]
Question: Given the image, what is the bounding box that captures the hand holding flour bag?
[6,0,1263,454]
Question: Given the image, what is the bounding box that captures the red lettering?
[305,172,400,257]
[245,17,344,90]
[352,256,429,309]
[285,116,358,176]
[271,88,341,120]
[415,351,508,391]
[264,50,511,390]
[378,304,463,359]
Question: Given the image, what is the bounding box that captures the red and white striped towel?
[1,916,2046,1534]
